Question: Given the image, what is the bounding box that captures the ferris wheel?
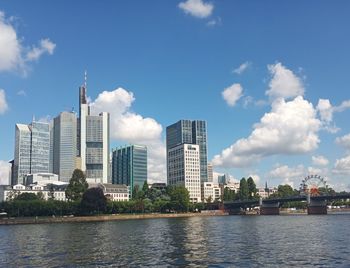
[300,174,328,196]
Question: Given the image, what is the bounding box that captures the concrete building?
[0,183,67,202]
[166,120,208,183]
[78,76,110,184]
[149,183,167,191]
[218,174,230,185]
[112,145,147,194]
[89,183,129,202]
[53,111,77,182]
[202,182,221,203]
[207,163,213,182]
[168,143,201,203]
[257,187,278,199]
[25,173,59,185]
[13,121,51,185]
[225,182,240,193]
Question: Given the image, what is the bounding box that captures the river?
[0,214,349,267]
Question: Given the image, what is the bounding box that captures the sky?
[1,0,350,191]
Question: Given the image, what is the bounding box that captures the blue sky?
[1,0,350,190]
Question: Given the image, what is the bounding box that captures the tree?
[14,192,40,201]
[142,181,149,197]
[223,187,236,201]
[247,177,257,200]
[80,187,107,215]
[239,178,249,200]
[167,185,190,212]
[65,169,88,201]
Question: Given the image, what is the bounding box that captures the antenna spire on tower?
[84,70,87,89]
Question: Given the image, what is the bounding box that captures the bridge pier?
[307,199,327,215]
[226,207,243,215]
[260,202,280,215]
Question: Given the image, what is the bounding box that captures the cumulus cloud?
[233,61,251,75]
[90,87,166,182]
[213,96,321,167]
[317,99,333,123]
[0,89,8,114]
[312,155,329,166]
[178,0,214,18]
[335,133,350,150]
[26,38,56,61]
[0,11,55,74]
[266,62,304,100]
[333,155,350,175]
[222,83,243,107]
[0,160,10,185]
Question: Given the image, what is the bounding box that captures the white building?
[257,187,278,199]
[25,173,59,185]
[207,163,213,182]
[0,184,67,202]
[225,182,240,193]
[168,144,201,203]
[88,183,129,202]
[78,76,110,184]
[202,182,221,203]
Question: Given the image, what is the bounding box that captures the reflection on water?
[0,215,350,267]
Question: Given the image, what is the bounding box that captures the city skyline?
[1,1,350,190]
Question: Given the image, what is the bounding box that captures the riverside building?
[167,143,201,203]
[166,120,208,183]
[77,74,110,184]
[112,145,147,195]
[13,121,51,185]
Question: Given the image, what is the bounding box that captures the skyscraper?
[78,74,110,184]
[112,145,147,195]
[166,120,208,183]
[207,163,213,182]
[53,111,77,182]
[13,121,50,185]
[167,143,201,203]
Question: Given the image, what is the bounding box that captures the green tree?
[239,178,249,200]
[65,169,88,201]
[142,181,149,196]
[247,177,257,200]
[80,187,107,215]
[223,187,236,201]
[14,192,40,201]
[167,185,190,212]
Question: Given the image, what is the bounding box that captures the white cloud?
[266,62,304,100]
[335,133,350,150]
[213,96,321,168]
[333,155,350,175]
[233,61,251,75]
[26,38,56,61]
[0,89,8,114]
[248,174,260,185]
[312,155,329,166]
[178,0,214,18]
[17,90,26,96]
[0,11,55,74]
[317,99,333,123]
[0,160,10,185]
[222,83,243,107]
[334,100,350,113]
[90,87,166,183]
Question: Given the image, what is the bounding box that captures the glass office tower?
[112,145,147,196]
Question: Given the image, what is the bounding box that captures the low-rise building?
[202,182,221,203]
[89,183,129,202]
[0,183,67,202]
[225,182,240,193]
[25,173,59,185]
[257,187,278,199]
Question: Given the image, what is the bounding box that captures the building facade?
[166,120,208,183]
[202,182,221,203]
[13,121,51,185]
[89,183,129,202]
[207,163,213,182]
[112,145,147,195]
[168,143,201,203]
[53,111,77,182]
[78,81,110,184]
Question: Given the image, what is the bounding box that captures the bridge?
[222,175,350,215]
[223,193,350,215]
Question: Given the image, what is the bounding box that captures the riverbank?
[0,210,228,225]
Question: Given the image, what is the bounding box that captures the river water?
[0,214,349,267]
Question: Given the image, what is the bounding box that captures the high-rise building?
[78,75,110,184]
[13,121,50,185]
[53,111,77,182]
[166,120,208,182]
[167,143,201,203]
[207,163,213,182]
[112,145,147,195]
